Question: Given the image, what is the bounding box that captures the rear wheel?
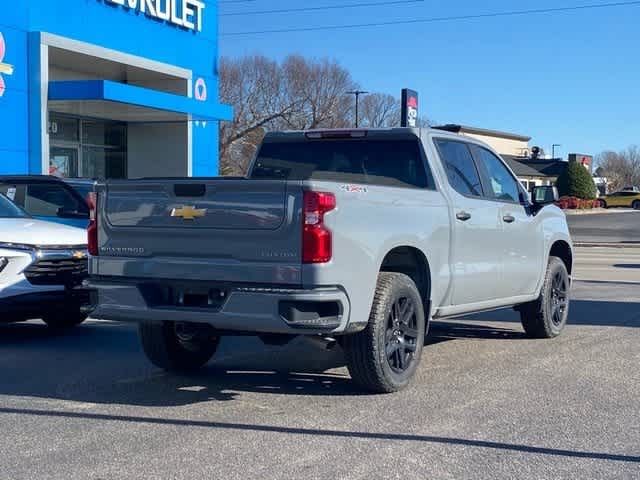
[139,321,219,372]
[632,200,640,210]
[519,257,570,339]
[343,272,426,393]
[43,311,87,330]
[598,199,607,209]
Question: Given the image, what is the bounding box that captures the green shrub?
[556,161,597,199]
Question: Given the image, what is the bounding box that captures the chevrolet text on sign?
[106,0,205,32]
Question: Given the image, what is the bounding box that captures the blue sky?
[218,0,640,158]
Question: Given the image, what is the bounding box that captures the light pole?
[552,144,562,160]
[347,90,368,128]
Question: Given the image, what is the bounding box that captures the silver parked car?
[88,127,573,392]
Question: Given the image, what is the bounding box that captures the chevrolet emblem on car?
[170,206,207,220]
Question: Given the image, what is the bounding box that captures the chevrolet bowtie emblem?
[171,206,207,220]
[72,250,88,260]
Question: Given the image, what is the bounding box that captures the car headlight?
[0,257,8,273]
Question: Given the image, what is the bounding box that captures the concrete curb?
[574,242,640,248]
[564,209,636,216]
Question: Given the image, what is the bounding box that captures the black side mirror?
[531,186,559,207]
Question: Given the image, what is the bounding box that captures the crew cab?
[88,127,573,392]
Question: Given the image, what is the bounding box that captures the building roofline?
[433,124,532,142]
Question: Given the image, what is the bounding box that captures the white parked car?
[0,193,89,328]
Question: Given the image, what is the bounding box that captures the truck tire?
[139,321,219,372]
[519,256,570,339]
[43,311,88,330]
[343,272,426,393]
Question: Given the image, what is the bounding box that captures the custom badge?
[340,184,368,194]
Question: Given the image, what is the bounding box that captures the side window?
[473,147,521,203]
[434,139,483,197]
[24,184,84,217]
[0,184,26,206]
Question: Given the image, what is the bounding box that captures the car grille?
[24,258,88,286]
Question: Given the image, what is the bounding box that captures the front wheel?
[519,257,570,339]
[139,321,219,372]
[632,200,640,210]
[598,199,607,209]
[343,272,426,393]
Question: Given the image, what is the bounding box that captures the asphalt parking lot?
[1,247,639,480]
[567,210,640,244]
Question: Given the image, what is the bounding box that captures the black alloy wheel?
[549,271,569,327]
[385,296,420,374]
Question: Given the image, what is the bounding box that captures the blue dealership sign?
[0,0,230,178]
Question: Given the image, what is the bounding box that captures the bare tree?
[596,145,640,191]
[359,93,400,128]
[280,55,356,130]
[219,54,433,175]
[219,55,297,175]
[219,55,356,174]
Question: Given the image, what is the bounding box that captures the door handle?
[456,211,472,222]
[503,215,516,224]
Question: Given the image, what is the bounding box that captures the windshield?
[250,138,432,189]
[0,194,29,218]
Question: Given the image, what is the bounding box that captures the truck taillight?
[302,191,336,264]
[87,192,98,256]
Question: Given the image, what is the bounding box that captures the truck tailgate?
[94,179,303,285]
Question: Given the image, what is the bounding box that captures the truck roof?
[263,127,429,141]
[263,126,475,141]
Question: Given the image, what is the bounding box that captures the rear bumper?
[87,278,353,335]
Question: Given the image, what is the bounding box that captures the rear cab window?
[250,136,435,189]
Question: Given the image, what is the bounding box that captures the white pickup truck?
[88,127,573,393]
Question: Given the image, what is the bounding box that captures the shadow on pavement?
[428,321,526,345]
[462,298,640,328]
[0,406,638,464]
[0,318,525,406]
[0,296,637,407]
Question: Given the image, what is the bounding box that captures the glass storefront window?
[49,146,79,177]
[83,120,126,147]
[48,114,127,179]
[49,115,79,143]
[82,147,127,179]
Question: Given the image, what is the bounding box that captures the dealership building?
[1,0,231,179]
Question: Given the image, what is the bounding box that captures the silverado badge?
[171,206,207,220]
